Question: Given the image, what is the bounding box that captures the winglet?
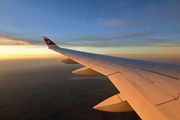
[43,37,59,49]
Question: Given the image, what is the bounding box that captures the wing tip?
[43,37,56,45]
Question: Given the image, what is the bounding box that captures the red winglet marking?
[43,37,56,45]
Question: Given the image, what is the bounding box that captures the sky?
[0,0,180,59]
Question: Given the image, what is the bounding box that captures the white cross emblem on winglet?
[47,40,50,44]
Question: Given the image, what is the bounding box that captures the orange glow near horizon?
[0,45,63,60]
[1,35,179,60]
[0,44,179,60]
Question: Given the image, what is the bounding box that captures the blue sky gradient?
[0,0,180,58]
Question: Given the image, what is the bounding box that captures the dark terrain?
[0,58,140,120]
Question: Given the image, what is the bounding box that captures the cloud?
[0,30,43,45]
[0,37,30,45]
[54,31,180,47]
[0,29,179,48]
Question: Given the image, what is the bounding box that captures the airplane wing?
[43,37,180,120]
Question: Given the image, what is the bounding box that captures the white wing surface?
[44,37,180,120]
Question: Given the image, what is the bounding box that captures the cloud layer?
[0,29,179,48]
[0,0,179,49]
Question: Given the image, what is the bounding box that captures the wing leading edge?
[43,37,180,120]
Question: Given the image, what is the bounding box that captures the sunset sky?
[0,0,180,59]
